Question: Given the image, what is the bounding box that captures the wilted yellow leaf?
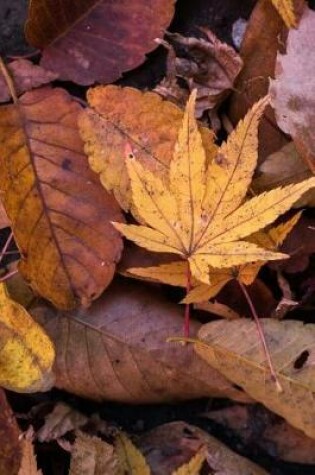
[270,0,297,28]
[195,319,315,439]
[115,432,151,475]
[0,283,55,392]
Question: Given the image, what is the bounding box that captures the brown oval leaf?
[79,85,217,211]
[25,0,176,85]
[0,389,21,475]
[31,280,247,403]
[0,87,123,309]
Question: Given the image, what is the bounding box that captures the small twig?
[0,269,18,282]
[0,231,13,266]
[184,261,192,337]
[238,281,283,392]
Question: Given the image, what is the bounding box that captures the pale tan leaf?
[69,432,117,475]
[196,319,315,438]
[115,433,150,475]
[18,434,42,475]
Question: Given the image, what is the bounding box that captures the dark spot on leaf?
[294,350,309,369]
[62,158,72,171]
[232,383,244,392]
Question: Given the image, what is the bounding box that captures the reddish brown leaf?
[25,0,176,85]
[0,389,21,475]
[0,87,123,309]
[31,279,248,403]
[0,59,58,103]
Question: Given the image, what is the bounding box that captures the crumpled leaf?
[30,280,247,403]
[69,431,117,475]
[37,402,88,443]
[270,0,297,27]
[0,59,58,103]
[0,283,55,392]
[138,421,268,475]
[79,85,217,211]
[0,87,123,309]
[254,142,315,206]
[204,404,315,464]
[114,91,315,287]
[115,433,150,475]
[155,29,243,119]
[195,318,315,439]
[270,7,315,173]
[25,0,175,85]
[18,431,42,475]
[0,388,21,475]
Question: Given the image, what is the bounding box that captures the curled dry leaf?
[270,7,315,173]
[0,283,55,393]
[25,0,175,85]
[69,431,117,475]
[79,85,217,211]
[0,388,21,475]
[138,421,268,475]
[195,319,315,439]
[0,87,123,309]
[156,29,243,118]
[0,59,58,103]
[37,402,88,443]
[204,404,315,464]
[30,280,247,403]
[114,91,315,288]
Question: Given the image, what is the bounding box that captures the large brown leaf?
[0,87,123,309]
[31,280,247,403]
[79,85,217,211]
[25,0,176,85]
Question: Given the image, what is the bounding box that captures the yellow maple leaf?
[270,0,297,28]
[113,91,315,291]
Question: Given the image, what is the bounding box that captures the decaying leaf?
[114,91,315,288]
[138,421,268,475]
[204,404,315,464]
[79,85,217,211]
[37,402,88,443]
[30,280,247,403]
[0,59,58,103]
[156,29,243,119]
[270,7,315,173]
[25,0,175,85]
[0,201,10,229]
[0,283,55,392]
[115,433,150,475]
[195,319,315,438]
[0,87,123,309]
[0,389,21,475]
[171,448,206,475]
[270,0,297,27]
[69,431,117,475]
[18,431,42,475]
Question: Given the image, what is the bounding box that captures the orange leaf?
[0,87,123,309]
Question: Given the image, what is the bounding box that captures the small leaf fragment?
[115,432,150,475]
[270,0,297,28]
